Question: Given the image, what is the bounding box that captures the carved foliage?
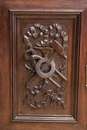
[23,23,68,109]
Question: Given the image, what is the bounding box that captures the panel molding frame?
[10,10,81,123]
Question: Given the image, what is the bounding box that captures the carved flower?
[50,93,58,100]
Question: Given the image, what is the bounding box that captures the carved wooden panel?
[10,11,81,123]
[23,23,68,110]
[1,0,87,129]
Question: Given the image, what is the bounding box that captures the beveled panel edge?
[9,9,83,13]
[12,115,77,123]
[10,10,82,20]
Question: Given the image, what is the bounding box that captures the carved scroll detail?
[23,23,68,109]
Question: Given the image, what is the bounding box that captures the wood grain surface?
[0,0,87,130]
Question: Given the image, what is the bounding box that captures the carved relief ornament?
[23,23,68,109]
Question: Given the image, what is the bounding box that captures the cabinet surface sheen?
[0,0,87,130]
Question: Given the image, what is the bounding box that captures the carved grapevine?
[23,23,68,109]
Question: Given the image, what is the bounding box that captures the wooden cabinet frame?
[0,1,87,130]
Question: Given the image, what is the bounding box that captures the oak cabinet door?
[0,1,87,130]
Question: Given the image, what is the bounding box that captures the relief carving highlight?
[23,23,68,109]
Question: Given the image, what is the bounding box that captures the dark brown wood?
[0,0,87,130]
[10,11,79,123]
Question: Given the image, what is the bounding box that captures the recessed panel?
[11,12,80,122]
